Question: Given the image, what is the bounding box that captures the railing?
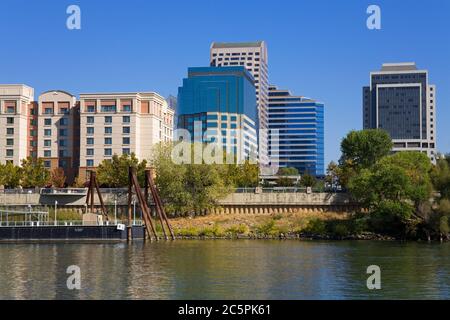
[0,219,144,227]
[234,187,341,193]
[40,188,87,195]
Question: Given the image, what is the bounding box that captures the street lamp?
[54,200,58,226]
[114,200,117,225]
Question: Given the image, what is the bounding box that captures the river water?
[0,240,449,299]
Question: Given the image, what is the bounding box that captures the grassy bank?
[169,211,394,240]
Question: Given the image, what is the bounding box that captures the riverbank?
[168,211,394,241]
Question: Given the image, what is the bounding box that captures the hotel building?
[37,90,80,182]
[268,85,324,176]
[177,66,258,161]
[210,42,269,165]
[0,84,35,165]
[363,63,437,163]
[78,91,174,181]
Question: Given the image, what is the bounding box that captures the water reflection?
[0,240,449,299]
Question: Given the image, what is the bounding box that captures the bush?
[303,218,327,235]
[226,224,249,236]
[177,227,200,237]
[256,219,276,235]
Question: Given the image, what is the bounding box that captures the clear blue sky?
[1,0,449,164]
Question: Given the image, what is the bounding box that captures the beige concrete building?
[37,90,80,182]
[0,84,35,165]
[78,91,174,181]
[210,41,269,166]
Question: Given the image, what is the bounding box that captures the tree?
[151,143,234,215]
[348,151,433,237]
[0,162,22,188]
[20,157,50,188]
[431,158,450,200]
[340,129,393,170]
[96,153,147,187]
[276,167,299,187]
[300,173,316,188]
[50,168,66,188]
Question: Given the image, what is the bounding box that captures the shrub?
[303,218,327,235]
[226,224,249,236]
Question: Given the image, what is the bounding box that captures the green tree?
[340,129,393,170]
[276,167,299,187]
[348,152,433,237]
[96,153,147,187]
[431,158,450,200]
[151,143,233,216]
[300,173,316,187]
[20,157,50,188]
[0,162,22,188]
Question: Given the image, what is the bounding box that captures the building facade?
[78,91,174,181]
[37,90,80,182]
[268,85,324,176]
[363,63,437,163]
[177,66,258,161]
[210,42,268,165]
[0,84,35,165]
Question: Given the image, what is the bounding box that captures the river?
[0,240,449,299]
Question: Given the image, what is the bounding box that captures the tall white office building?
[210,41,269,167]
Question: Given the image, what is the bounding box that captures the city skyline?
[1,0,449,165]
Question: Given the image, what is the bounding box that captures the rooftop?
[211,41,264,49]
[380,62,418,72]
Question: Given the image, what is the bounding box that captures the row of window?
[85,147,130,157]
[86,137,130,145]
[85,105,131,113]
[86,126,131,135]
[86,116,131,124]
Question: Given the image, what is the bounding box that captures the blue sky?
[1,0,449,164]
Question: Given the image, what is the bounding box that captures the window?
[86,138,94,145]
[6,149,13,157]
[59,129,67,136]
[44,118,52,126]
[59,160,67,168]
[6,106,15,113]
[122,148,130,155]
[6,139,13,146]
[60,108,69,115]
[44,161,51,168]
[59,139,67,147]
[123,116,130,123]
[122,127,130,134]
[87,116,94,124]
[7,128,14,135]
[122,105,131,112]
[104,148,112,156]
[44,108,53,114]
[123,137,130,145]
[105,116,112,123]
[87,127,94,135]
[30,141,37,147]
[104,137,112,145]
[44,140,51,147]
[6,117,14,124]
[44,150,51,157]
[86,159,94,167]
[60,118,68,126]
[86,105,95,112]
[105,127,112,134]
[59,150,67,157]
[86,149,94,156]
[101,105,116,112]
[30,119,37,126]
[44,129,52,136]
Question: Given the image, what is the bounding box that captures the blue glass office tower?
[177,66,258,160]
[268,86,324,176]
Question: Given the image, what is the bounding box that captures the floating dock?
[0,225,145,242]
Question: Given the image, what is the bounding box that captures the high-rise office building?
[210,41,268,165]
[268,86,324,176]
[0,84,35,165]
[78,91,174,181]
[363,63,437,163]
[177,66,258,161]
